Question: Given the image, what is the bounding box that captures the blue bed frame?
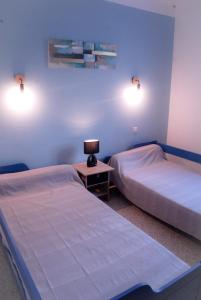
[0,211,42,300]
[114,262,201,299]
[0,161,201,300]
[0,163,29,174]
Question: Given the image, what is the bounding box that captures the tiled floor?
[108,190,201,266]
[107,189,132,211]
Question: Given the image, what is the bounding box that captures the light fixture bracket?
[131,76,141,89]
[15,74,25,91]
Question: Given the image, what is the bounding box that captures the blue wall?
[0,0,174,168]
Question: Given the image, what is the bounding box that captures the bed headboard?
[159,144,201,165]
[0,163,29,174]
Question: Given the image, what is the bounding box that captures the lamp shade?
[84,140,99,154]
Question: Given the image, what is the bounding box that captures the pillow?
[132,140,158,149]
[0,165,83,197]
[110,144,166,172]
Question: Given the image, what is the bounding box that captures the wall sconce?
[4,74,36,115]
[123,75,143,106]
[15,74,25,92]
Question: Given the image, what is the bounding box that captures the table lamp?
[84,139,99,167]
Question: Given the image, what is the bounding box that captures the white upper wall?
[167,0,201,154]
[105,0,176,17]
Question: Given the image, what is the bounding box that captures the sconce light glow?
[123,85,143,107]
[5,86,36,115]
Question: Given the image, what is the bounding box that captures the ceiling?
[105,0,177,17]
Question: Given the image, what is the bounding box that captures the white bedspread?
[110,144,201,241]
[0,165,189,300]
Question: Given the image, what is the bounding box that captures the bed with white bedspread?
[0,164,201,300]
[109,144,201,241]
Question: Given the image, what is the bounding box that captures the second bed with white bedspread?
[109,144,201,241]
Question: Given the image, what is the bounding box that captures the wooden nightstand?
[73,161,114,201]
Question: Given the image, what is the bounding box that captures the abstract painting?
[48,39,117,69]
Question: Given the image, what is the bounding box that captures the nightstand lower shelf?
[73,161,114,201]
[88,182,109,199]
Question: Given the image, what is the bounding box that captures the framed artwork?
[48,39,117,70]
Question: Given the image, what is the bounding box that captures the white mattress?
[110,144,201,241]
[0,165,189,300]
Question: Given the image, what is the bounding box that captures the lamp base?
[87,154,97,168]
